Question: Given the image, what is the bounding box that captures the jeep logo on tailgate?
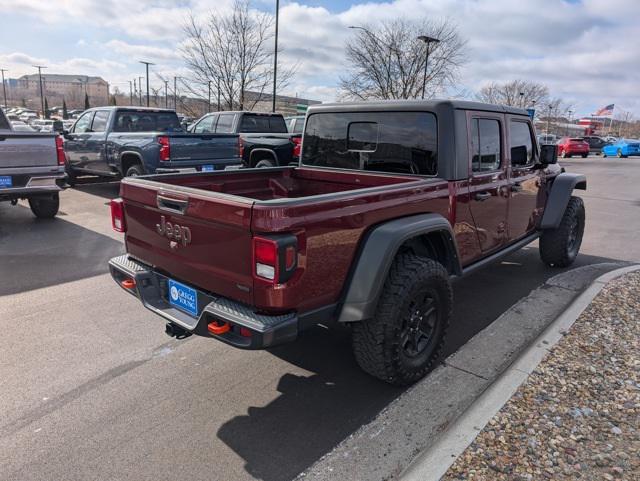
[156,215,192,248]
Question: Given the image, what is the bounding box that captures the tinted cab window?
[302,111,437,175]
[470,118,502,172]
[239,114,287,133]
[510,121,535,166]
[113,111,182,132]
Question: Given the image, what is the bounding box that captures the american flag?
[592,104,614,117]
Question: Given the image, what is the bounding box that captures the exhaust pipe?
[165,322,191,339]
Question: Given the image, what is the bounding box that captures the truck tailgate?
[168,133,238,162]
[0,132,58,168]
[120,178,254,305]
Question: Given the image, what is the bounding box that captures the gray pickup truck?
[0,109,66,218]
[64,107,241,184]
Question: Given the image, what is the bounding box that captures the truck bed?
[142,166,421,201]
[119,167,448,314]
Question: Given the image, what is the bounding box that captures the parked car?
[190,111,301,167]
[557,137,589,158]
[108,99,586,385]
[536,134,557,145]
[581,135,607,155]
[11,123,37,132]
[285,115,305,134]
[0,108,66,218]
[601,139,640,158]
[63,107,242,185]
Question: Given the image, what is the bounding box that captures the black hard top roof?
[307,99,529,116]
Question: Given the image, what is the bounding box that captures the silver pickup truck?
[0,109,66,218]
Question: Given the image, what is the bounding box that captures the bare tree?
[339,18,466,100]
[181,0,295,111]
[476,79,549,108]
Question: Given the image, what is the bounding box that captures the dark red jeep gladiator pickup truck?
[108,100,586,385]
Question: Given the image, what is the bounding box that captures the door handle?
[157,194,189,214]
[511,182,523,192]
[474,192,491,201]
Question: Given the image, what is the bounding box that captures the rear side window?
[470,118,502,172]
[113,111,182,132]
[194,115,215,133]
[91,110,110,132]
[215,114,235,133]
[239,114,287,133]
[510,120,535,166]
[302,111,438,176]
[292,118,304,134]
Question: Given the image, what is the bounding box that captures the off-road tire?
[539,196,585,268]
[560,150,567,158]
[125,164,144,177]
[28,193,59,219]
[581,153,588,158]
[617,149,626,158]
[351,254,452,385]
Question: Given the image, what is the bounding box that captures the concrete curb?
[399,264,640,481]
[296,262,633,481]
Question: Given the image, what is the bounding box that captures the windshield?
[113,111,183,133]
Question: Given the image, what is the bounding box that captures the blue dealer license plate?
[0,176,12,188]
[201,165,215,172]
[168,279,198,317]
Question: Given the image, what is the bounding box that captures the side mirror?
[540,144,558,165]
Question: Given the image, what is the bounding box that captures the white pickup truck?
[0,109,67,218]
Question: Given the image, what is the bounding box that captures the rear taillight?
[110,198,127,233]
[55,135,66,166]
[238,137,244,159]
[252,234,298,284]
[292,137,302,159]
[158,136,170,161]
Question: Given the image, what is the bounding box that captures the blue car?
[601,139,640,158]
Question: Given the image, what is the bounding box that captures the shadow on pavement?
[217,247,623,481]
[71,178,121,201]
[0,203,123,296]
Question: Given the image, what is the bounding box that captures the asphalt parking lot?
[1,155,639,481]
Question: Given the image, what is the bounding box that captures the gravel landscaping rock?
[443,272,640,481]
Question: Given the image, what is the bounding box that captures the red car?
[557,137,589,158]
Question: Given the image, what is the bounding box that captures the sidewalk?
[442,271,639,481]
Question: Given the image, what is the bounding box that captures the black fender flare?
[118,150,144,174]
[249,148,279,167]
[337,213,461,323]
[539,173,587,229]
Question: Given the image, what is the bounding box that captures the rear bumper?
[108,254,298,349]
[155,158,243,174]
[0,166,66,199]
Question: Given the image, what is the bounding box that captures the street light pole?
[272,0,280,112]
[129,80,133,105]
[164,80,169,109]
[0,68,8,108]
[138,76,144,105]
[173,76,179,111]
[208,80,212,113]
[139,61,154,107]
[33,65,47,117]
[417,36,439,100]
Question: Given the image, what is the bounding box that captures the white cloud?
[1,0,639,115]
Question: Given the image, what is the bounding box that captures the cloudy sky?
[0,0,638,117]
